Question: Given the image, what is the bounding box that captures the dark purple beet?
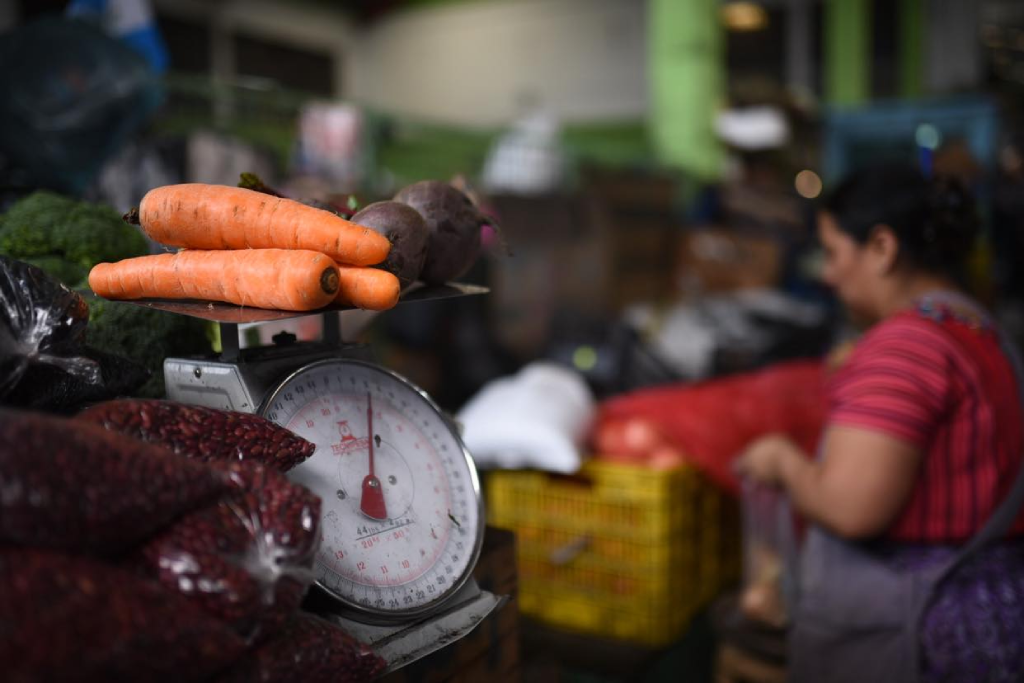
[393,180,487,285]
[350,201,429,287]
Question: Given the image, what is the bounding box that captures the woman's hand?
[734,434,803,487]
[736,427,923,539]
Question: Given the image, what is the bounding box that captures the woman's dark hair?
[822,163,980,277]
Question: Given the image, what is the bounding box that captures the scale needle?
[360,392,388,520]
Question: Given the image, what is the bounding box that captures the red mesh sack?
[594,360,827,493]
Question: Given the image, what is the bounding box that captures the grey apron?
[789,293,1024,683]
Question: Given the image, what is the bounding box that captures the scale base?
[309,579,505,674]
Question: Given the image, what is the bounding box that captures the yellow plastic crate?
[486,460,739,646]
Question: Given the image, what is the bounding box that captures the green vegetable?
[0,191,148,286]
[86,298,213,398]
[237,172,285,198]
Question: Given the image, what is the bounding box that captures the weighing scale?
[134,283,504,673]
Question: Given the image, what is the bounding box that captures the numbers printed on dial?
[271,360,479,615]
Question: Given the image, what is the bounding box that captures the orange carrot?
[334,265,401,311]
[130,184,390,266]
[89,249,340,311]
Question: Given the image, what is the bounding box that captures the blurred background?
[5,0,1022,409]
[2,1,1024,680]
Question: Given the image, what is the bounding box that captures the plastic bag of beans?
[135,461,321,642]
[0,547,246,683]
[0,409,230,555]
[78,399,315,472]
[216,613,386,683]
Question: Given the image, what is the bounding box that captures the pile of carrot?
[87,184,401,312]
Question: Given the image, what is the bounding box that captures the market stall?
[0,176,513,682]
[6,2,1024,681]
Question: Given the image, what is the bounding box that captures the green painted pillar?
[649,0,724,181]
[899,0,925,98]
[825,0,871,105]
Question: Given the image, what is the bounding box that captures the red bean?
[134,461,322,642]
[215,613,386,683]
[77,399,315,472]
[0,548,246,683]
[0,409,230,556]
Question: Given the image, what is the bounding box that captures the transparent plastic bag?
[0,256,150,411]
[4,345,150,412]
[135,461,321,643]
[740,480,798,628]
[0,408,230,556]
[78,399,315,472]
[0,255,99,397]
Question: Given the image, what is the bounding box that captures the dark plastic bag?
[0,256,149,409]
[0,255,98,397]
[4,345,150,412]
[0,17,163,193]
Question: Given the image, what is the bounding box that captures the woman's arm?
[737,427,922,539]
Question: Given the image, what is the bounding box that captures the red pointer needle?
[360,392,388,520]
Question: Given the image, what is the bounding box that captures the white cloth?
[457,362,594,473]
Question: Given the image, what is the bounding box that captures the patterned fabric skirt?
[886,540,1024,683]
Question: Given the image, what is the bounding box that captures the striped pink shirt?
[827,309,1024,542]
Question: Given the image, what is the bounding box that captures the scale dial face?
[260,359,483,620]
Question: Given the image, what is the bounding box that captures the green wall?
[825,0,871,105]
[648,0,724,180]
[899,0,925,98]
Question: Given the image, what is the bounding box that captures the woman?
[736,164,1024,683]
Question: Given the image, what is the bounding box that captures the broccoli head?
[0,191,149,276]
[86,298,213,398]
